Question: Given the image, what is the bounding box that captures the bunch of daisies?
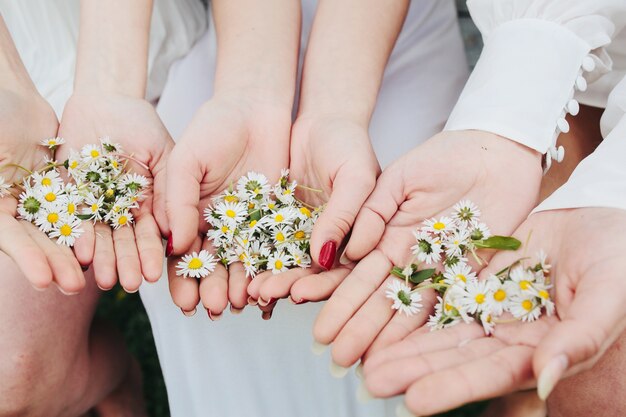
[2,137,149,246]
[176,170,320,279]
[385,200,554,335]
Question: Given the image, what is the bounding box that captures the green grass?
[97,288,486,417]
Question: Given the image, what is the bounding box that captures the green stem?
[296,184,323,193]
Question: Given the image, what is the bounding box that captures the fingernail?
[124,287,139,294]
[96,283,113,291]
[181,307,196,317]
[81,264,90,272]
[339,247,350,265]
[247,296,258,306]
[258,297,275,307]
[230,305,244,315]
[356,382,373,403]
[319,240,337,270]
[207,309,222,321]
[537,354,568,400]
[166,234,173,257]
[330,361,350,378]
[262,310,273,320]
[56,285,79,296]
[355,363,364,380]
[311,341,329,355]
[396,402,418,417]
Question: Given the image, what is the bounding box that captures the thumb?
[165,143,202,255]
[534,264,626,400]
[309,164,377,270]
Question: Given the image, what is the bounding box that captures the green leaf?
[473,236,521,251]
[409,268,436,284]
[76,214,93,221]
[249,209,262,221]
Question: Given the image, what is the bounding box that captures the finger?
[92,222,118,290]
[258,267,319,303]
[364,322,485,375]
[290,267,352,303]
[113,225,142,293]
[404,345,534,416]
[0,214,52,289]
[365,337,505,398]
[313,250,392,345]
[165,143,202,254]
[23,221,84,293]
[343,166,403,263]
[199,240,228,318]
[309,165,377,269]
[134,213,164,282]
[228,262,250,310]
[152,138,173,237]
[73,219,95,267]
[167,237,202,313]
[533,263,626,397]
[247,270,273,301]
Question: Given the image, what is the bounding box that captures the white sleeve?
[534,75,626,213]
[445,0,626,172]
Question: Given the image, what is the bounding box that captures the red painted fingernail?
[166,234,174,257]
[262,310,273,320]
[181,307,196,317]
[207,309,222,321]
[319,241,337,270]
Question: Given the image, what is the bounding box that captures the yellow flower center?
[105,189,114,197]
[275,214,284,222]
[67,203,76,214]
[253,187,261,195]
[70,161,78,169]
[221,225,229,233]
[91,203,99,213]
[433,222,445,230]
[519,280,531,290]
[268,203,275,210]
[47,212,59,223]
[45,192,56,202]
[225,209,236,218]
[538,290,550,299]
[474,293,485,304]
[300,207,311,218]
[283,189,292,195]
[522,299,533,311]
[276,232,285,242]
[275,260,283,270]
[188,258,203,270]
[294,230,306,240]
[118,215,128,226]
[90,149,100,158]
[41,178,52,186]
[225,195,239,203]
[493,289,506,302]
[456,274,467,283]
[249,220,257,228]
[60,224,72,236]
[248,202,255,209]
[444,303,454,312]
[48,139,57,146]
[111,160,119,169]
[239,253,246,261]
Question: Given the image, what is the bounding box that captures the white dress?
[139,1,469,416]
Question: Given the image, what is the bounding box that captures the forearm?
[212,0,301,108]
[0,16,36,92]
[74,0,153,97]
[298,0,409,123]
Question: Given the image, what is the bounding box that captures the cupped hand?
[312,131,543,370]
[0,89,85,293]
[248,114,379,310]
[362,207,626,416]
[166,94,291,318]
[57,92,173,292]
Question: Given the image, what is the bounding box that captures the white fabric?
[140,1,468,416]
[445,0,626,165]
[0,0,206,116]
[535,75,626,212]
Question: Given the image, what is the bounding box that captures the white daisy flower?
[31,171,62,189]
[275,181,297,205]
[271,226,293,247]
[111,210,133,229]
[215,201,248,226]
[267,251,291,274]
[118,173,150,193]
[422,216,455,235]
[35,205,63,232]
[0,176,11,197]
[535,250,551,275]
[290,248,312,269]
[529,281,555,316]
[469,220,491,240]
[443,262,475,287]
[264,207,296,228]
[484,275,511,316]
[509,297,542,322]
[40,137,65,149]
[17,186,43,221]
[509,266,536,294]
[237,172,271,199]
[83,193,105,221]
[100,136,122,153]
[411,230,442,264]
[458,279,489,315]
[444,227,470,258]
[296,206,313,221]
[176,250,217,278]
[37,185,63,206]
[386,279,423,316]
[66,150,82,175]
[453,200,481,223]
[81,144,103,161]
[49,216,83,246]
[479,311,496,335]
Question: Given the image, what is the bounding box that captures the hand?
[0,89,85,293]
[312,131,543,369]
[57,92,173,292]
[166,94,291,318]
[247,114,379,310]
[362,207,626,416]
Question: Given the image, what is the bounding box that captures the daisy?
[479,311,496,335]
[444,227,470,258]
[509,265,536,294]
[17,188,43,221]
[275,181,297,205]
[100,136,122,153]
[271,226,293,247]
[61,194,82,216]
[534,250,551,275]
[49,216,83,246]
[509,297,542,322]
[453,200,481,223]
[469,220,491,240]
[0,176,11,197]
[411,230,442,264]
[118,173,150,193]
[81,144,103,161]
[267,251,290,274]
[111,210,134,229]
[290,248,312,269]
[37,185,62,205]
[83,193,105,221]
[422,216,455,235]
[443,262,475,286]
[176,250,217,278]
[458,278,489,315]
[264,207,296,228]
[215,201,247,226]
[35,205,63,232]
[237,172,271,199]
[66,150,82,175]
[484,275,510,316]
[296,206,313,220]
[40,137,65,149]
[385,279,423,316]
[31,171,62,188]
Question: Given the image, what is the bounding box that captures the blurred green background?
[95,2,487,416]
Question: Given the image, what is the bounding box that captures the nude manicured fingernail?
[537,354,568,400]
[330,361,350,378]
[207,309,222,321]
[166,234,173,257]
[355,363,364,380]
[319,240,337,270]
[356,382,373,403]
[247,296,258,306]
[55,284,79,296]
[181,307,196,317]
[396,402,418,417]
[258,297,275,307]
[230,305,244,315]
[339,247,350,265]
[311,341,328,355]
